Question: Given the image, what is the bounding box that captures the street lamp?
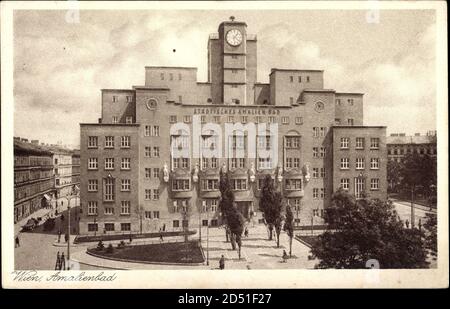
[62,185,79,270]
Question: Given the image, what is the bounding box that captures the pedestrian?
[55,251,61,270]
[60,252,66,270]
[15,234,20,248]
[282,250,288,263]
[58,229,61,243]
[129,234,133,243]
[405,219,410,229]
[64,233,69,243]
[244,227,249,238]
[219,255,225,270]
[160,231,164,242]
[418,219,422,231]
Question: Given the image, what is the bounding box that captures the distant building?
[13,138,80,223]
[78,18,387,235]
[387,131,437,163]
[14,138,53,223]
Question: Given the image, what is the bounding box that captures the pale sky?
[13,9,436,148]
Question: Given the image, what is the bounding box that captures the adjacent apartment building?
[79,18,387,235]
[387,131,437,163]
[14,138,53,223]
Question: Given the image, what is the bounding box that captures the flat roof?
[302,89,336,93]
[132,86,170,91]
[333,126,387,129]
[145,66,197,70]
[270,68,324,75]
[101,89,134,92]
[80,123,140,127]
[336,92,364,96]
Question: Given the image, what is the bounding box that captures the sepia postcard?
[1,1,448,290]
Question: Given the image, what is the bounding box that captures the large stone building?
[79,18,387,235]
[387,131,437,163]
[14,138,54,223]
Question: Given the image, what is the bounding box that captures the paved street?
[391,199,436,227]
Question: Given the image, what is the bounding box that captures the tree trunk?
[268,225,273,240]
[276,231,280,248]
[238,244,241,259]
[225,229,229,242]
[230,233,236,250]
[289,236,292,257]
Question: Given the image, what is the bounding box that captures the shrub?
[97,240,104,251]
[106,243,114,253]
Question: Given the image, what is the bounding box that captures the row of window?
[111,116,133,124]
[340,178,380,191]
[88,136,131,149]
[313,127,327,138]
[169,115,304,125]
[144,189,160,200]
[340,137,380,149]
[335,98,355,106]
[144,146,161,158]
[87,201,131,215]
[88,158,132,170]
[111,95,133,103]
[340,157,380,170]
[388,147,436,156]
[14,156,53,167]
[87,179,131,192]
[289,75,311,83]
[160,72,183,81]
[88,223,132,232]
[14,180,53,200]
[14,169,52,184]
[144,125,160,137]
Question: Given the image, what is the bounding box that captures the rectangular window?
[340,137,349,149]
[172,179,190,191]
[313,147,319,158]
[258,157,273,169]
[348,118,354,126]
[356,137,365,149]
[112,96,118,102]
[320,168,326,178]
[348,98,354,105]
[145,146,151,157]
[145,168,151,179]
[88,158,98,170]
[153,189,159,200]
[370,158,380,170]
[290,97,294,105]
[340,158,349,170]
[241,116,248,124]
[268,116,276,123]
[312,168,319,178]
[293,158,300,168]
[336,99,341,105]
[105,136,115,148]
[104,158,114,170]
[104,177,115,201]
[145,211,152,219]
[88,179,98,192]
[88,136,98,148]
[232,179,248,191]
[290,76,294,82]
[356,158,365,170]
[153,211,160,219]
[183,115,191,123]
[285,179,302,190]
[320,147,326,158]
[320,188,325,199]
[145,126,151,136]
[105,207,114,215]
[355,177,365,199]
[313,188,319,199]
[210,199,218,212]
[145,189,151,200]
[181,158,189,169]
[213,116,221,123]
[87,201,98,215]
[126,116,133,124]
[88,224,98,232]
[370,138,380,149]
[173,220,179,228]
[201,179,219,191]
[169,115,177,123]
[295,117,303,125]
[320,127,327,137]
[298,76,302,83]
[286,158,293,169]
[104,223,115,231]
[126,96,133,103]
[112,116,118,123]
[282,116,289,124]
[153,168,159,178]
[211,158,218,168]
[151,126,159,136]
[121,223,131,231]
[306,76,310,82]
[153,147,160,157]
[121,179,130,191]
[121,136,130,148]
[335,118,341,125]
[370,178,380,190]
[340,178,350,190]
[313,127,319,138]
[227,116,234,123]
[121,158,131,170]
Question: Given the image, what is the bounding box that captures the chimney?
[14,137,20,141]
[31,140,39,144]
[21,138,29,142]
[399,133,406,137]
[414,133,420,136]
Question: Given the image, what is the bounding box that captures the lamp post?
[62,186,79,270]
[410,185,415,229]
[206,206,210,266]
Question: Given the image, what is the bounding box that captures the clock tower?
[208,17,257,105]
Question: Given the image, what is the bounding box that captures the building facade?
[79,18,387,235]
[14,138,54,223]
[387,131,437,163]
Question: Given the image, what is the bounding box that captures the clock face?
[226,29,243,46]
[146,98,158,109]
[315,102,325,113]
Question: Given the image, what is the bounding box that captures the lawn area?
[296,235,320,248]
[75,230,196,244]
[87,241,204,264]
